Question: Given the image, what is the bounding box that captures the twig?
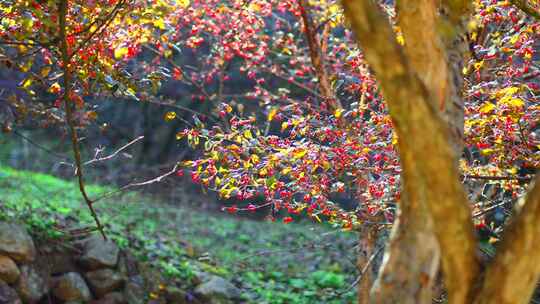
[92,163,180,203]
[338,246,384,295]
[473,201,510,218]
[462,174,534,182]
[11,130,70,161]
[83,136,144,167]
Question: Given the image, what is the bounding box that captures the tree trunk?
[341,1,479,303]
[342,1,540,304]
[370,0,469,302]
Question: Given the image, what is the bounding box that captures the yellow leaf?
[281,122,289,131]
[510,34,520,44]
[506,98,524,107]
[114,47,129,59]
[392,133,398,145]
[334,108,344,118]
[267,107,278,121]
[507,167,518,174]
[20,78,32,89]
[40,66,51,77]
[481,148,494,156]
[248,2,261,12]
[396,35,405,46]
[178,0,190,8]
[293,149,307,159]
[499,86,520,96]
[243,130,253,139]
[164,111,176,121]
[479,102,495,113]
[153,19,166,30]
[328,4,341,15]
[474,60,484,71]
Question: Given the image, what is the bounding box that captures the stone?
[52,272,92,302]
[85,268,124,297]
[123,281,146,304]
[0,280,22,304]
[165,286,188,304]
[80,235,119,270]
[194,276,241,304]
[0,222,36,263]
[91,291,126,304]
[47,251,80,275]
[14,264,48,303]
[191,270,212,285]
[117,251,139,279]
[0,255,20,284]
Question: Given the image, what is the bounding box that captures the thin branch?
[298,0,342,109]
[59,0,106,239]
[463,174,534,182]
[0,40,39,46]
[92,164,179,203]
[339,246,384,296]
[472,201,509,218]
[83,136,144,167]
[12,130,70,161]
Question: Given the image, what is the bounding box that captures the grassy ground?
[0,165,357,303]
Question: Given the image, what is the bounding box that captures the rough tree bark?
[369,0,470,302]
[341,0,540,303]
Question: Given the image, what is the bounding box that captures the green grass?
[0,165,357,303]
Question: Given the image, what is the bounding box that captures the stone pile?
[0,222,242,304]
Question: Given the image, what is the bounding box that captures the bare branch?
[341,246,384,296]
[92,164,180,203]
[463,174,534,182]
[83,136,144,167]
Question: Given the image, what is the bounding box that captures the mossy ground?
[0,165,357,303]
